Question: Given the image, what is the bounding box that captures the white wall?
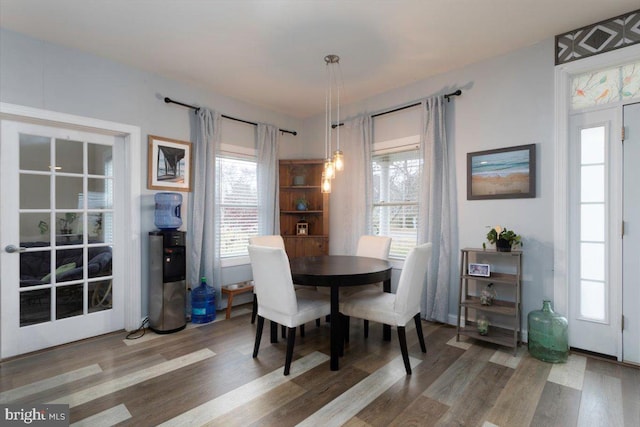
[303,39,556,325]
[1,27,557,325]
[0,28,303,314]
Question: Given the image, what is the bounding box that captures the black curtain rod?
[332,89,462,128]
[164,97,298,136]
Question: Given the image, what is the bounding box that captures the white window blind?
[372,149,421,259]
[217,156,258,258]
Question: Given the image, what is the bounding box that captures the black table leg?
[383,278,391,341]
[330,284,340,370]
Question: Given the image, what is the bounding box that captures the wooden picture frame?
[147,135,192,192]
[467,144,536,200]
[468,263,491,277]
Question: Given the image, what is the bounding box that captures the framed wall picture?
[467,144,536,200]
[147,135,192,192]
[468,263,490,277]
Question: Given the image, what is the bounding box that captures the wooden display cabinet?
[279,159,329,258]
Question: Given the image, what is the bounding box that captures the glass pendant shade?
[324,158,335,180]
[333,150,344,171]
[321,172,331,193]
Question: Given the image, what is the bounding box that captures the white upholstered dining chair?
[339,242,432,375]
[248,235,285,324]
[248,245,331,375]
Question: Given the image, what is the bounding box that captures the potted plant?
[485,225,522,252]
[295,197,309,211]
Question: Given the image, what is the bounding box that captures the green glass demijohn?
[528,300,569,363]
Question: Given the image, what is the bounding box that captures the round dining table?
[289,255,392,371]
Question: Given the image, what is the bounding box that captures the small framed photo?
[468,263,490,277]
[296,221,308,236]
[148,135,192,192]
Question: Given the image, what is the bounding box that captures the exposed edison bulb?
[324,158,335,179]
[333,150,344,172]
[321,172,332,193]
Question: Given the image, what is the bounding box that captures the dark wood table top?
[289,255,391,287]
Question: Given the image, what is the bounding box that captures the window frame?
[371,135,421,262]
[217,144,258,267]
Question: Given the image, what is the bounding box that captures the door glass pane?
[581,242,605,281]
[580,127,605,164]
[99,212,114,244]
[88,246,112,279]
[581,165,604,202]
[87,144,112,176]
[56,248,83,282]
[20,289,51,326]
[581,205,605,242]
[20,134,50,172]
[89,280,112,313]
[580,280,606,320]
[21,212,51,244]
[87,178,113,208]
[20,174,50,209]
[56,284,83,319]
[56,176,83,209]
[55,139,83,174]
[20,249,51,287]
[56,213,82,244]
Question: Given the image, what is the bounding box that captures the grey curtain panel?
[419,95,453,323]
[257,124,280,235]
[188,108,221,300]
[331,115,372,255]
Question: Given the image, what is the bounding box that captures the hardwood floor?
[1,305,638,426]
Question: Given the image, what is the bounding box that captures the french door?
[0,121,123,358]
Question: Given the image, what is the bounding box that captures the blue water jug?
[191,277,216,323]
[154,192,182,230]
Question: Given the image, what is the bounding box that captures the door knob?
[5,245,26,253]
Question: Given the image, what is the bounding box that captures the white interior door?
[623,102,640,364]
[0,121,123,358]
[568,107,622,358]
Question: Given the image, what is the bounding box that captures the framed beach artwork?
[147,135,192,192]
[467,144,536,200]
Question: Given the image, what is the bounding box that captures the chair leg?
[364,319,369,339]
[253,316,264,358]
[397,326,412,375]
[251,294,258,324]
[300,324,305,337]
[270,321,278,343]
[281,325,287,339]
[316,318,321,327]
[284,326,297,375]
[414,313,427,353]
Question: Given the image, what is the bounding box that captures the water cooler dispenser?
[149,230,186,333]
[148,192,186,334]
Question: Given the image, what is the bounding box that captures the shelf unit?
[279,159,329,258]
[457,248,522,354]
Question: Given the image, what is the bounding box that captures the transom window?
[571,60,640,110]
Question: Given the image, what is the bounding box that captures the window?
[577,126,607,321]
[217,156,258,258]
[571,60,640,110]
[372,149,421,259]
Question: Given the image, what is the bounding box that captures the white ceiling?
[0,1,638,118]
